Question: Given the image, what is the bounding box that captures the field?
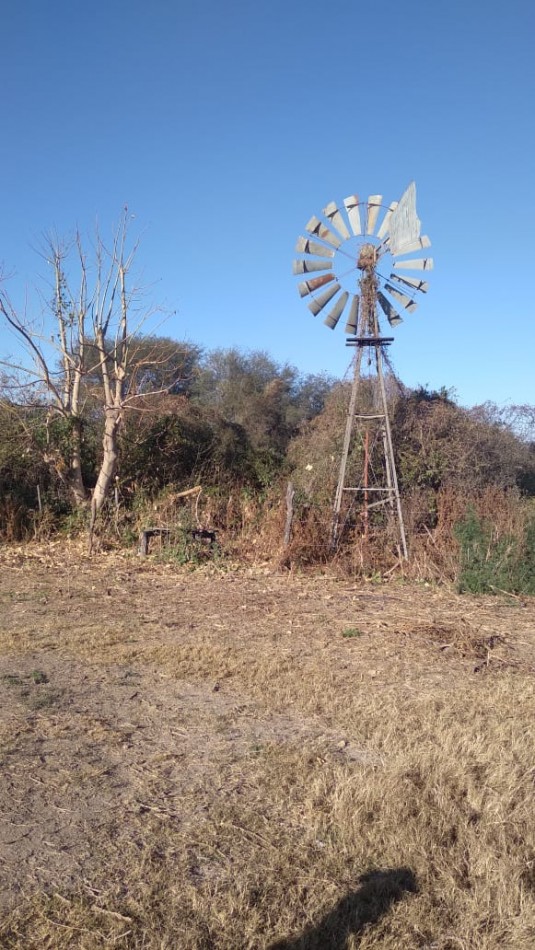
[1,545,534,949]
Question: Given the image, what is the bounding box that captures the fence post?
[284,481,295,547]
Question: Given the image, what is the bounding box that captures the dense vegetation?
[1,330,535,589]
[0,339,334,532]
[1,221,533,587]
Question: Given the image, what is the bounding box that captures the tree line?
[1,218,534,571]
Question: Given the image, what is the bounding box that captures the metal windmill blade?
[376,201,398,240]
[366,195,383,235]
[323,291,349,329]
[388,273,429,294]
[343,195,362,235]
[305,215,342,249]
[295,236,335,259]
[308,282,341,316]
[323,202,351,241]
[298,273,336,297]
[384,282,417,314]
[393,258,434,271]
[344,294,360,334]
[392,235,431,255]
[292,258,333,275]
[377,291,403,327]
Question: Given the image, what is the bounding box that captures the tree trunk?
[69,417,87,506]
[89,407,121,549]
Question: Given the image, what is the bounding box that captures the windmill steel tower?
[292,183,433,558]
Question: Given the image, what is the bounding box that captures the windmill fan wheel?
[292,182,433,334]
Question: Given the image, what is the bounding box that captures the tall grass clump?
[455,506,535,594]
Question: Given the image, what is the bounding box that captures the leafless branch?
[0,293,64,409]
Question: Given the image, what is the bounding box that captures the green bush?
[455,507,535,594]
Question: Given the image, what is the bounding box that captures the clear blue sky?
[1,0,534,407]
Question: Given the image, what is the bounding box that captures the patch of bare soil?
[0,657,371,911]
[1,545,535,948]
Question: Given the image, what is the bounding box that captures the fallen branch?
[91,905,133,923]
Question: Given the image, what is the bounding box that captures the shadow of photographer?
[268,866,417,949]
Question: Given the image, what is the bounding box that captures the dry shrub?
[233,480,535,582]
[407,486,535,586]
[278,501,332,568]
[0,497,31,541]
[66,473,535,586]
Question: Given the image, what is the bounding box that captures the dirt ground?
[1,544,535,948]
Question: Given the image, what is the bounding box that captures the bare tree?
[0,210,170,545]
[0,236,88,504]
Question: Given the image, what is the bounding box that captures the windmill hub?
[357,243,377,270]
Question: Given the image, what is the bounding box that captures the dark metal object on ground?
[138,528,171,556]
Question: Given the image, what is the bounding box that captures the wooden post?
[363,428,369,541]
[284,481,295,547]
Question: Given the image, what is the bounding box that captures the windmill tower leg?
[331,339,408,559]
[375,342,408,559]
[332,345,364,542]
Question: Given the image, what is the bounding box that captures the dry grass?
[1,544,535,948]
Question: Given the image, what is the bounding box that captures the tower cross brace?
[331,249,408,558]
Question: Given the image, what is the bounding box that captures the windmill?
[292,183,433,558]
